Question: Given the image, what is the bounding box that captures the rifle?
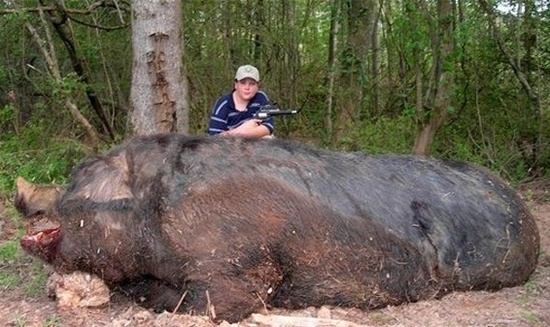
[253,104,299,120]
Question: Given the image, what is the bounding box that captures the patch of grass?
[0,235,49,295]
[41,314,62,327]
[368,311,395,325]
[24,261,49,297]
[9,315,27,327]
[516,278,543,308]
[516,295,529,306]
[0,258,49,297]
[10,314,64,327]
[523,280,542,294]
[0,270,21,289]
[9,312,62,327]
[523,189,535,202]
[0,128,88,198]
[0,239,19,260]
[521,310,540,324]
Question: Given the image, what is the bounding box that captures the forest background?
[0,0,549,192]
[0,1,549,322]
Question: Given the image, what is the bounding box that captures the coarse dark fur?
[16,134,540,323]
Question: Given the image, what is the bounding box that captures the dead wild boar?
[16,134,540,323]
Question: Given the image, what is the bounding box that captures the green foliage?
[24,261,49,297]
[338,116,416,154]
[522,279,542,294]
[0,240,24,290]
[0,126,87,196]
[521,310,540,324]
[0,0,548,184]
[51,73,87,103]
[0,104,15,130]
[368,312,395,325]
[0,146,77,195]
[0,270,20,289]
[0,239,19,260]
[432,122,524,182]
[0,65,6,85]
[0,242,49,296]
[41,315,63,327]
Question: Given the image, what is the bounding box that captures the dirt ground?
[0,182,549,327]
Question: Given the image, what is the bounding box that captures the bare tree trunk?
[253,0,264,62]
[7,90,21,134]
[412,0,454,155]
[221,2,236,66]
[130,0,189,135]
[326,0,341,142]
[370,1,381,115]
[345,0,369,121]
[333,0,371,142]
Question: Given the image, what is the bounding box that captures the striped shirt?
[207,90,274,135]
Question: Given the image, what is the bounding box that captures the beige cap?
[235,65,260,82]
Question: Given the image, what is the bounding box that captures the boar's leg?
[116,277,187,313]
[172,251,284,323]
[117,260,282,323]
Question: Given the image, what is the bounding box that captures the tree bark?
[346,0,369,118]
[130,0,189,135]
[412,0,454,155]
[326,0,341,143]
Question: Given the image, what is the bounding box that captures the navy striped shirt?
[207,90,274,135]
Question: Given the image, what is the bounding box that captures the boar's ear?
[63,152,133,204]
[14,177,62,217]
[14,177,36,215]
[15,176,35,195]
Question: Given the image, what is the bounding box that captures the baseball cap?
[235,65,260,82]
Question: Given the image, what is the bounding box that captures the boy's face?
[234,78,259,101]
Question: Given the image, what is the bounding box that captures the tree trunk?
[346,0,369,119]
[412,0,454,155]
[130,0,189,135]
[370,1,381,116]
[326,0,341,143]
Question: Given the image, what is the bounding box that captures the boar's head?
[14,139,182,285]
[15,177,65,263]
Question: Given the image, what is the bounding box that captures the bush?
[0,125,87,197]
[338,115,416,154]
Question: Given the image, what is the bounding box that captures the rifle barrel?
[268,110,298,115]
[255,109,298,119]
